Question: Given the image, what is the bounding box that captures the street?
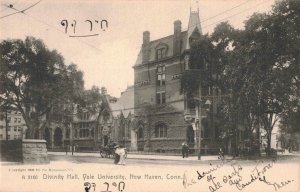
[47,151,300,166]
[1,152,300,192]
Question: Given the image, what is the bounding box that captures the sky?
[0,0,276,97]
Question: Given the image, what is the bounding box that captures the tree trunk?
[266,132,272,156]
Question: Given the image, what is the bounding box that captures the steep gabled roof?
[134,31,188,67]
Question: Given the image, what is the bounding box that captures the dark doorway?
[54,127,62,146]
[187,126,195,145]
[103,135,108,146]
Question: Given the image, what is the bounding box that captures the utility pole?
[5,105,9,141]
[198,82,202,160]
[70,122,74,155]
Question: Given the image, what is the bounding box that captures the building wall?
[134,59,191,151]
[132,15,223,153]
[0,110,27,140]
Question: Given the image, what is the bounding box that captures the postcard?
[0,0,299,192]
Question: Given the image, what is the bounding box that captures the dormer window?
[157,48,166,60]
[155,42,168,60]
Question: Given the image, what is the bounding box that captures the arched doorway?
[186,126,195,145]
[44,127,51,147]
[54,127,63,146]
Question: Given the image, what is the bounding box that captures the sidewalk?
[48,151,223,161]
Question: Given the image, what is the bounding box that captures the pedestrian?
[185,143,189,158]
[118,147,126,165]
[114,145,120,165]
[182,143,186,158]
[219,148,224,160]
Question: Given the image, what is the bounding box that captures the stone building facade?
[98,86,136,149]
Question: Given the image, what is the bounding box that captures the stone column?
[130,130,137,151]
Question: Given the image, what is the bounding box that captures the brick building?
[133,9,221,153]
[0,110,27,140]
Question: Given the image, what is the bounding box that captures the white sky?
[0,0,275,97]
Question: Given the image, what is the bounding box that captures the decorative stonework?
[22,139,49,164]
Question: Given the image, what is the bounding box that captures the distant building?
[41,103,100,150]
[98,86,135,149]
[0,110,27,140]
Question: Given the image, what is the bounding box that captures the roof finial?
[196,0,199,13]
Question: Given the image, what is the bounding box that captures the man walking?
[182,143,189,158]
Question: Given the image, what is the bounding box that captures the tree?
[185,0,300,156]
[226,0,300,154]
[0,37,85,139]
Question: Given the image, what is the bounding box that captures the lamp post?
[194,96,211,160]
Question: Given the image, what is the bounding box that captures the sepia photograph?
[0,0,299,191]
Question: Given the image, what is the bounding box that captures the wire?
[0,0,42,19]
[201,1,249,23]
[1,2,103,52]
[202,0,272,30]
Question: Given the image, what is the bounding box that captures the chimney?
[142,31,150,63]
[174,20,181,34]
[173,20,182,56]
[143,31,150,45]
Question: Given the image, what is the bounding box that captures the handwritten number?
[118,182,125,192]
[84,182,91,192]
[61,20,68,33]
[61,19,108,37]
[71,20,76,33]
[104,182,110,192]
[85,20,92,31]
[101,20,108,31]
[91,183,96,192]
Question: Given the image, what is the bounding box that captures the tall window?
[156,92,166,104]
[157,66,166,86]
[75,129,78,138]
[91,129,94,137]
[157,74,165,86]
[137,125,143,139]
[66,128,70,139]
[156,48,166,60]
[79,129,89,138]
[155,123,167,138]
[127,121,131,138]
[80,122,89,129]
